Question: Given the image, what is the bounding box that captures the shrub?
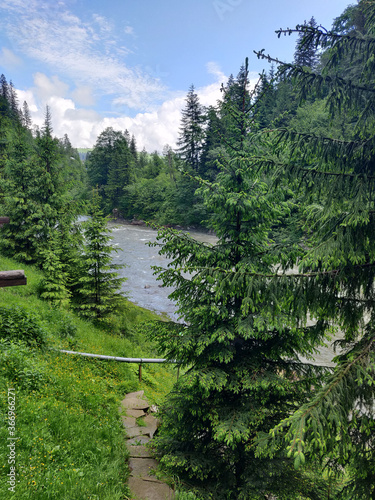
[0,306,46,347]
[0,340,46,391]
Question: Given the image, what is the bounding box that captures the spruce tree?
[254,1,375,496]
[21,101,32,129]
[76,190,127,322]
[86,127,133,211]
[0,107,64,264]
[293,17,319,69]
[151,60,331,499]
[177,85,206,172]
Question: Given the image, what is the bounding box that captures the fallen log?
[0,270,27,287]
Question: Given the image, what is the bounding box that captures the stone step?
[122,397,150,410]
[121,391,174,499]
[129,445,154,458]
[128,477,174,500]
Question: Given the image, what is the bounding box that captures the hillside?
[0,255,176,499]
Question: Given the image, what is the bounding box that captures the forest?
[1,0,375,498]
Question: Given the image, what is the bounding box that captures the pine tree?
[21,101,32,129]
[130,134,138,162]
[254,1,375,496]
[151,60,331,499]
[199,105,224,180]
[86,127,133,211]
[0,107,63,263]
[8,81,20,123]
[293,17,319,69]
[39,235,72,308]
[177,85,206,172]
[76,190,127,322]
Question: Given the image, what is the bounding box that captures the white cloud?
[71,86,95,107]
[0,0,165,111]
[33,73,69,100]
[0,47,22,68]
[15,65,228,151]
[124,26,135,36]
[206,61,226,82]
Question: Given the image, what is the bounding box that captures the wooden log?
[0,270,27,287]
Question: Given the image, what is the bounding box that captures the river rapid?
[109,221,340,366]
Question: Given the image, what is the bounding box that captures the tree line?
[0,79,125,321]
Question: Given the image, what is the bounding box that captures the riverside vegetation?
[1,1,375,498]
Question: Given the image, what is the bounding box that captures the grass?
[0,255,177,499]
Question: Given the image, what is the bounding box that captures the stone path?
[119,390,175,500]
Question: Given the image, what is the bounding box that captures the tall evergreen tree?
[293,17,319,69]
[199,105,224,179]
[151,60,330,499]
[86,127,133,211]
[21,101,32,129]
[254,1,375,496]
[0,107,63,263]
[76,190,127,321]
[177,85,206,172]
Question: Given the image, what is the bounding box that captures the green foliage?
[39,239,72,308]
[252,1,375,496]
[0,252,176,500]
[0,339,46,391]
[151,60,331,499]
[86,127,134,212]
[177,85,206,172]
[0,305,46,347]
[75,190,127,321]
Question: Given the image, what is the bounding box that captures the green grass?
[0,255,177,499]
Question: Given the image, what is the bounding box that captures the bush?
[0,305,46,347]
[0,340,46,391]
[56,316,77,339]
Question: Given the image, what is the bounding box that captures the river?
[109,221,340,366]
[109,222,217,321]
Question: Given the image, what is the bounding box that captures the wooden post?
[139,364,142,383]
[0,217,27,287]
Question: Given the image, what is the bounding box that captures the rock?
[121,416,136,427]
[141,414,158,438]
[128,477,174,500]
[131,218,146,226]
[129,445,154,458]
[127,409,146,418]
[121,391,174,499]
[125,390,145,399]
[121,397,149,410]
[127,436,151,446]
[129,457,160,482]
[126,426,153,439]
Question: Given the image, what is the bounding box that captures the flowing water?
[109,222,217,321]
[109,221,340,366]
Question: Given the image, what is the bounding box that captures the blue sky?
[0,0,352,151]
